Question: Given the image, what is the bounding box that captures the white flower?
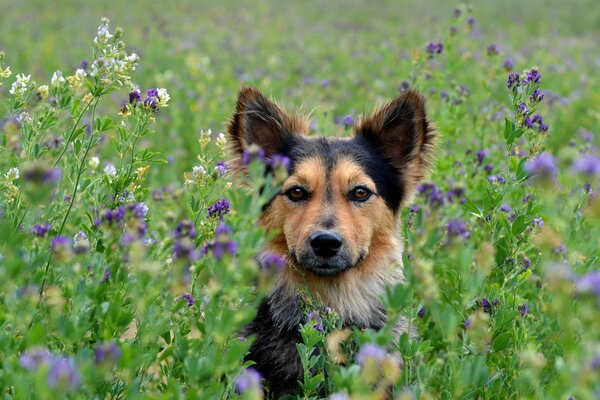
[9,73,31,97]
[104,163,117,176]
[200,129,212,138]
[0,66,11,79]
[5,167,20,181]
[95,18,112,43]
[125,53,139,70]
[75,68,87,79]
[156,88,170,108]
[192,165,206,178]
[216,132,227,149]
[51,70,65,86]
[89,156,100,169]
[38,85,49,99]
[17,111,32,124]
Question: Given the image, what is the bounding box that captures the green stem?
[29,99,100,328]
[52,97,94,168]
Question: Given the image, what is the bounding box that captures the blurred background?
[1,0,598,183]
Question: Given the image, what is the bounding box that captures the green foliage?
[0,2,599,399]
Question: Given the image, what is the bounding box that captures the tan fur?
[260,157,404,325]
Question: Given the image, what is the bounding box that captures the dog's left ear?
[227,87,308,158]
[355,89,436,199]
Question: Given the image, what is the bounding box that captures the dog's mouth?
[291,250,366,277]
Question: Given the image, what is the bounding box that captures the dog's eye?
[285,186,309,202]
[349,186,372,202]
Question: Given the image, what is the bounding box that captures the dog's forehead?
[281,136,405,211]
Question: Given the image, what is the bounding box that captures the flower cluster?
[425,42,444,57]
[95,202,149,246]
[171,220,199,264]
[417,183,466,207]
[88,18,139,86]
[207,198,230,219]
[9,73,34,100]
[19,348,81,390]
[201,223,238,260]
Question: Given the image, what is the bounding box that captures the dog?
[227,87,435,397]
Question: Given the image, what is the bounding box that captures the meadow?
[0,1,599,398]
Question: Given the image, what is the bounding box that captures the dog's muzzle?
[297,230,354,276]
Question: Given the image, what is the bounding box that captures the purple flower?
[214,161,228,177]
[484,163,494,173]
[47,356,81,390]
[343,115,354,126]
[579,129,594,143]
[235,368,262,394]
[500,204,512,213]
[51,235,71,253]
[173,238,199,262]
[476,149,489,164]
[503,58,514,71]
[73,231,90,255]
[262,253,286,270]
[307,310,324,331]
[467,17,476,26]
[215,222,232,236]
[530,89,544,103]
[418,306,425,318]
[355,343,387,366]
[523,68,541,84]
[202,223,238,260]
[521,117,534,129]
[32,223,52,237]
[518,303,528,316]
[241,146,266,166]
[425,42,443,57]
[447,219,470,239]
[207,198,230,219]
[481,298,492,313]
[129,90,141,104]
[531,217,544,229]
[507,73,520,90]
[517,102,529,115]
[572,154,600,177]
[523,193,536,203]
[19,348,52,371]
[464,318,472,329]
[526,152,558,179]
[523,258,531,269]
[101,268,110,283]
[592,356,600,370]
[486,44,499,56]
[576,271,600,297]
[269,154,291,171]
[128,202,148,219]
[94,342,121,364]
[447,187,465,203]
[178,293,195,307]
[417,183,445,207]
[23,165,62,185]
[173,220,197,240]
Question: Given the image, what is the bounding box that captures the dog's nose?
[309,231,342,258]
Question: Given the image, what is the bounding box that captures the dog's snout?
[309,231,342,258]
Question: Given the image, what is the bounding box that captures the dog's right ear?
[227,87,307,158]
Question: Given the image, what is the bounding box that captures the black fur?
[274,136,405,212]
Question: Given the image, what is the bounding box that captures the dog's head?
[227,87,435,279]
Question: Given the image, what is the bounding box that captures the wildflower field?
[1,1,599,398]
